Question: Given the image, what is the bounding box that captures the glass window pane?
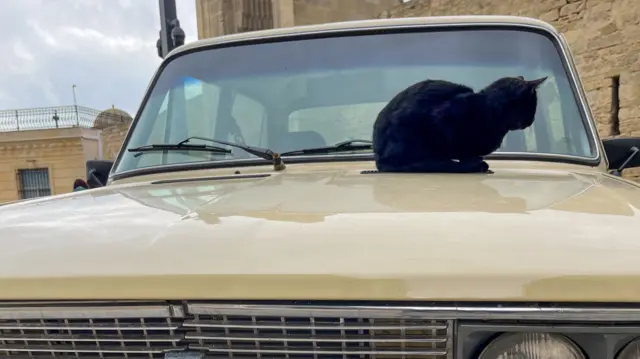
[115,28,595,173]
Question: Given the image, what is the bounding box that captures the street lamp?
[72,84,79,126]
[170,19,185,48]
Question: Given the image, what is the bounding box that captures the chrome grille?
[185,304,451,358]
[0,303,184,358]
[0,302,453,359]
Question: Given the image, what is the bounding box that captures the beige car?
[2,15,640,359]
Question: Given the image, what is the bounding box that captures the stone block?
[560,1,585,16]
[540,8,560,22]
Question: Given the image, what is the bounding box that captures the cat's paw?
[477,161,493,173]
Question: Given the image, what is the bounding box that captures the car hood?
[2,162,640,301]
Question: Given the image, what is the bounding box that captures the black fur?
[372,76,547,173]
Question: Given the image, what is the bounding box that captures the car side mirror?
[86,160,113,188]
[602,137,640,176]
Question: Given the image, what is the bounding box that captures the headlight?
[618,338,640,359]
[478,332,585,359]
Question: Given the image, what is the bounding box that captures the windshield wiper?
[280,139,372,157]
[128,143,232,158]
[176,136,286,171]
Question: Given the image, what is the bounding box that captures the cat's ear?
[527,77,548,92]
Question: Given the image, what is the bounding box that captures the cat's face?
[485,76,548,131]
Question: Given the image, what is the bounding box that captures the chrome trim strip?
[5,301,640,322]
[555,31,602,164]
[461,323,640,334]
[0,322,181,331]
[0,300,165,305]
[188,345,448,356]
[447,314,455,359]
[0,345,180,354]
[186,303,640,322]
[185,333,447,343]
[0,304,184,320]
[171,16,560,56]
[110,151,599,183]
[0,333,182,342]
[183,320,447,330]
[110,20,600,181]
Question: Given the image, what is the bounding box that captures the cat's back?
[389,79,474,107]
[373,79,475,155]
[374,79,474,130]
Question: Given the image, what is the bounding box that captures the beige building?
[195,0,402,38]
[0,106,132,203]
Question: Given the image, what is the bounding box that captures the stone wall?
[196,0,274,38]
[196,0,401,38]
[288,0,401,26]
[100,121,131,161]
[94,107,133,161]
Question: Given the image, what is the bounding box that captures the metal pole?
[72,84,79,126]
[159,0,178,58]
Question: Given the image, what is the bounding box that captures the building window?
[17,168,51,199]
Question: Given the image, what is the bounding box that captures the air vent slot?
[151,174,270,185]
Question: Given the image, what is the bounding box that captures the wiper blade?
[128,143,232,158]
[177,136,286,171]
[280,139,372,157]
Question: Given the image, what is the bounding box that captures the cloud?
[0,0,197,115]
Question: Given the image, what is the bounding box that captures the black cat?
[372,76,548,173]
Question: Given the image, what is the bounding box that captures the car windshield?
[114,27,596,174]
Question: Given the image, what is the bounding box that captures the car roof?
[168,15,559,58]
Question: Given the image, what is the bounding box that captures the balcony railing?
[0,105,131,132]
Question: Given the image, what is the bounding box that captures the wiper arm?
[177,136,286,171]
[280,139,372,157]
[128,143,232,158]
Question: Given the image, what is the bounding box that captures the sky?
[0,0,198,116]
